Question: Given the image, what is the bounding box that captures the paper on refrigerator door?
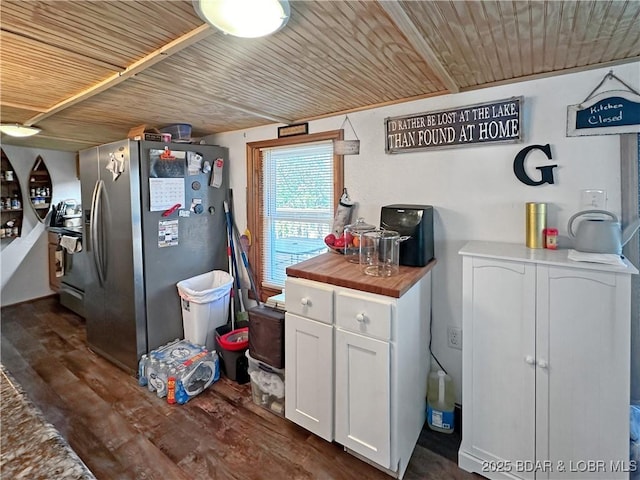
[106,151,125,181]
[149,178,185,212]
[210,158,224,188]
[158,219,179,247]
[149,149,186,211]
[187,151,203,176]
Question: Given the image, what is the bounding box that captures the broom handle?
[224,201,244,326]
[224,205,235,329]
[229,189,262,305]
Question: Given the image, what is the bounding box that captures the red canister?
[544,228,558,249]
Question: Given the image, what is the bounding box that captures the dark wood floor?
[1,297,478,480]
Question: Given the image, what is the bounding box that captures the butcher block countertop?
[286,252,436,298]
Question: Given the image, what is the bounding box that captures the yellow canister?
[526,202,547,248]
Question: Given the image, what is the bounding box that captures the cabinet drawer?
[285,278,334,324]
[336,291,393,341]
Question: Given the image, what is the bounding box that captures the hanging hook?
[579,69,640,106]
[339,115,359,140]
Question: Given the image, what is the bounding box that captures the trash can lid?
[218,327,249,351]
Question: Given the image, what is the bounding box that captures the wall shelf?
[1,149,24,239]
[28,155,53,223]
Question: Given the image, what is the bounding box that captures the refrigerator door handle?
[91,179,106,286]
[87,179,99,254]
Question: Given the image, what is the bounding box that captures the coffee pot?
[567,209,640,255]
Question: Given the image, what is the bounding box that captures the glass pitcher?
[360,230,409,277]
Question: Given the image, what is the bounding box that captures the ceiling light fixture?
[0,124,41,138]
[193,0,290,38]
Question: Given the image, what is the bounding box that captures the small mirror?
[28,155,53,223]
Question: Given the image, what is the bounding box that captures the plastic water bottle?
[138,354,149,387]
[147,358,159,393]
[154,361,169,398]
[427,370,455,434]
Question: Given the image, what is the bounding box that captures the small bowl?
[325,244,344,254]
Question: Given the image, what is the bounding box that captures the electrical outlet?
[580,189,606,210]
[447,326,462,350]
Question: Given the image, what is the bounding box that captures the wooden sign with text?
[278,122,309,138]
[385,97,523,153]
[567,90,640,136]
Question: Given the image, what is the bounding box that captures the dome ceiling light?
[193,0,290,38]
[0,124,41,137]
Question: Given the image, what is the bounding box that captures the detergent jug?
[427,370,455,434]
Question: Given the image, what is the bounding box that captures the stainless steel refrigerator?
[80,139,229,373]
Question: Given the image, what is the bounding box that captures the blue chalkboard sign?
[567,73,640,137]
[575,96,640,129]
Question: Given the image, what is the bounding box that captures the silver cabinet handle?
[524,355,535,365]
[537,359,548,369]
[355,313,365,322]
[300,297,310,306]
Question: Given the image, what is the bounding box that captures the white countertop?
[459,241,639,275]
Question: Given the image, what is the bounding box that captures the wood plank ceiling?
[1,0,639,152]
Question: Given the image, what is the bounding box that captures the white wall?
[2,65,635,397]
[1,145,80,306]
[206,63,639,402]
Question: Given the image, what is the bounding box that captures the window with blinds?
[260,141,334,288]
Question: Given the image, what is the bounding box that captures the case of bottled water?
[138,338,219,404]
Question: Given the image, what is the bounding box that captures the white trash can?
[177,270,233,351]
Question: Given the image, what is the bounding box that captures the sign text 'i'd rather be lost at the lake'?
[385,97,523,153]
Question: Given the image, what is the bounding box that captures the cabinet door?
[48,240,62,292]
[285,312,334,441]
[536,266,630,479]
[335,328,390,469]
[460,257,536,480]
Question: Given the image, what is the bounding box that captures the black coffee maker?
[380,204,434,267]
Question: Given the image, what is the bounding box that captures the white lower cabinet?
[459,242,637,480]
[334,328,390,467]
[285,312,334,441]
[285,274,431,479]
